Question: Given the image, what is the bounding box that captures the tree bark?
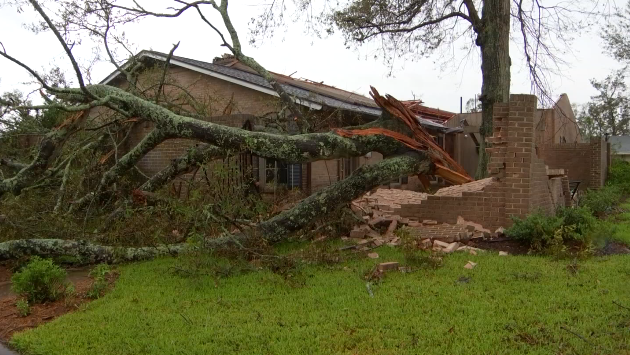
[140,144,227,192]
[0,112,86,197]
[0,151,433,261]
[476,0,511,179]
[258,152,433,242]
[0,239,189,263]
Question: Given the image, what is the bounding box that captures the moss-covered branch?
[140,144,227,192]
[72,128,171,209]
[0,112,86,197]
[0,239,188,263]
[210,0,308,132]
[258,152,433,242]
[80,84,408,162]
[0,158,28,172]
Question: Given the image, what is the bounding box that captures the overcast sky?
[0,0,623,113]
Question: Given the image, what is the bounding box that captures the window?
[256,157,301,190]
[340,157,360,179]
[265,159,288,184]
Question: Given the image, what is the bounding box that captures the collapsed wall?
[391,95,570,230]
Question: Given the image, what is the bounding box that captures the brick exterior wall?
[118,65,380,194]
[537,137,609,190]
[398,94,568,230]
[127,115,256,177]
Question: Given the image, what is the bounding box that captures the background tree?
[603,0,630,64]
[465,96,482,113]
[576,70,630,137]
[251,0,600,178]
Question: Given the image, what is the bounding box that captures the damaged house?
[101,50,462,195]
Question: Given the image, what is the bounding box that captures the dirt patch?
[0,264,12,284]
[597,240,630,256]
[0,268,118,342]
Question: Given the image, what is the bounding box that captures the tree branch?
[213,0,308,133]
[155,41,180,104]
[140,144,227,192]
[28,0,94,99]
[0,111,86,196]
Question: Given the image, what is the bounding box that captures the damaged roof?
[402,100,456,123]
[101,50,459,133]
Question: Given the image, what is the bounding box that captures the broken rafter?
[335,87,473,185]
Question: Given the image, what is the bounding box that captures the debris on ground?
[499,251,509,256]
[464,261,477,270]
[345,188,509,253]
[378,262,400,272]
[367,253,379,259]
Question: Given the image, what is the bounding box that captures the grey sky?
[0,1,622,113]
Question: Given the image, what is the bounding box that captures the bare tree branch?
[155,41,180,104]
[28,0,95,99]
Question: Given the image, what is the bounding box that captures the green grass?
[613,201,630,246]
[10,248,630,355]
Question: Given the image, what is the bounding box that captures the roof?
[402,100,456,123]
[609,136,630,154]
[101,50,459,133]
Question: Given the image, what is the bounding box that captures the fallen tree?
[0,0,471,261]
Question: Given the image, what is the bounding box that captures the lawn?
[9,246,630,355]
[613,201,630,246]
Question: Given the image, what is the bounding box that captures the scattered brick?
[350,230,366,239]
[420,239,432,249]
[443,242,460,253]
[464,261,477,269]
[378,262,400,272]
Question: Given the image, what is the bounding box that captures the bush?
[11,257,67,304]
[579,186,621,217]
[16,298,30,317]
[87,264,112,299]
[556,206,596,237]
[507,207,597,250]
[506,211,562,250]
[607,158,630,193]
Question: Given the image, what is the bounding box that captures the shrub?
[556,206,596,237]
[507,206,598,250]
[506,211,562,250]
[607,158,630,193]
[11,257,67,304]
[16,298,30,317]
[579,186,621,217]
[87,264,111,299]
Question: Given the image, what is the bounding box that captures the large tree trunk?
[476,0,511,179]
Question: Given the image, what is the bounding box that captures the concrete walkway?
[0,343,19,355]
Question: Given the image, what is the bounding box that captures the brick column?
[590,137,604,189]
[505,95,537,218]
[561,175,571,207]
[486,95,540,224]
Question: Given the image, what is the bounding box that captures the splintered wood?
[334,87,472,185]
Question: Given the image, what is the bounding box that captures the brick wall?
[537,137,609,190]
[119,65,386,194]
[127,115,256,177]
[398,94,569,230]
